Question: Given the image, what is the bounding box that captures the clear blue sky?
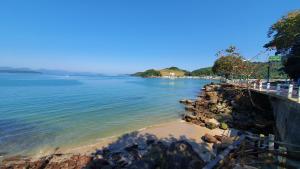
[0,0,299,74]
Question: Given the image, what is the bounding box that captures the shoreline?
[27,119,237,163]
[27,118,181,159]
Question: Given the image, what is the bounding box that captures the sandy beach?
[36,120,238,163]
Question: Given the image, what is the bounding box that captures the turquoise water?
[0,73,212,156]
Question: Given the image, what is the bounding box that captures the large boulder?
[202,134,218,144]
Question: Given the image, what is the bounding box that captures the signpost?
[267,55,281,82]
[268,55,281,62]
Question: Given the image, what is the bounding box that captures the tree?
[284,37,300,79]
[264,10,300,79]
[212,46,244,79]
[264,10,300,54]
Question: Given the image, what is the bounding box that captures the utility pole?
[267,61,271,83]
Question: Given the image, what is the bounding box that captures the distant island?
[132,66,215,78]
[133,62,287,79]
[0,67,41,74]
[0,67,104,77]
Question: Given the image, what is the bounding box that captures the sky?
[0,0,299,74]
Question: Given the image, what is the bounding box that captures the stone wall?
[251,90,300,156]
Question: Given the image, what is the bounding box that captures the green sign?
[268,55,281,62]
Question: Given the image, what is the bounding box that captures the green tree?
[212,46,244,79]
[264,10,300,79]
[264,10,300,54]
[284,38,300,79]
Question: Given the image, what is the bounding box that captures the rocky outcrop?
[181,83,273,134]
[0,155,94,169]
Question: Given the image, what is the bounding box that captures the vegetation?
[160,67,188,77]
[251,62,286,79]
[265,10,300,79]
[133,69,161,77]
[190,67,213,76]
[284,39,300,79]
[211,46,287,80]
[212,46,244,79]
[133,62,286,79]
[133,67,190,77]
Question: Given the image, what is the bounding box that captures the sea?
[0,73,213,156]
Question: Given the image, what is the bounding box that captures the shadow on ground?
[0,131,214,169]
[86,131,213,169]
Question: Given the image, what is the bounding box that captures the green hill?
[159,67,189,77]
[132,69,161,77]
[132,67,189,77]
[190,67,214,76]
[132,63,287,78]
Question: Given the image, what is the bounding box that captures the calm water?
[0,73,212,156]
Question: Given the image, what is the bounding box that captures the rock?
[88,158,110,169]
[125,145,142,160]
[127,160,155,169]
[233,164,259,169]
[180,99,194,105]
[179,99,187,103]
[209,104,217,113]
[205,122,217,129]
[165,141,204,169]
[185,106,195,112]
[202,134,218,143]
[73,155,92,167]
[213,135,234,152]
[213,135,227,142]
[220,122,228,130]
[188,159,206,169]
[223,107,232,114]
[205,85,213,92]
[141,142,167,168]
[184,114,197,122]
[207,118,220,126]
[206,91,218,104]
[146,139,156,145]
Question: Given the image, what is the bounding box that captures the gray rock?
[165,141,204,169]
[127,160,155,169]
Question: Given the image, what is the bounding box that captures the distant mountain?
[37,69,104,77]
[0,67,41,74]
[0,67,104,76]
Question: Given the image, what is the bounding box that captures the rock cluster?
[0,154,93,169]
[181,83,272,133]
[1,140,205,169]
[94,139,205,169]
[181,83,232,130]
